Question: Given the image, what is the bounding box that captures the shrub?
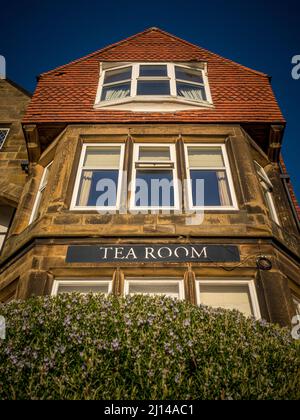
[0,294,299,400]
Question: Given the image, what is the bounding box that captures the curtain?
[217,171,231,206]
[128,282,179,298]
[200,284,253,317]
[85,147,120,168]
[177,84,205,101]
[102,85,130,101]
[78,171,93,206]
[188,148,223,168]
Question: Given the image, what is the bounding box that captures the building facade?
[0,79,31,301]
[0,28,299,326]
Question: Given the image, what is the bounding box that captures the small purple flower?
[111,339,120,351]
[125,319,132,327]
[183,319,191,327]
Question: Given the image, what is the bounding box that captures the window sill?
[94,96,214,112]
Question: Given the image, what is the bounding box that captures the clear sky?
[1,0,300,197]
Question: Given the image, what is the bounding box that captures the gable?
[23,28,285,127]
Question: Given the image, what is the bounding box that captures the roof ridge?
[39,27,269,79]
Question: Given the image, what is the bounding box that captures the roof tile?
[23,28,285,124]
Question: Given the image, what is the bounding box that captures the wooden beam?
[23,124,41,163]
[268,125,284,162]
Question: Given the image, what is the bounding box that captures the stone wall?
[0,79,31,206]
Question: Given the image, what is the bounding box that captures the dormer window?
[95,63,213,111]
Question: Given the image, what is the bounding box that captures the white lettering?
[145,247,156,259]
[125,248,137,260]
[99,247,113,259]
[174,246,189,258]
[191,246,208,259]
[114,247,125,259]
[157,247,172,259]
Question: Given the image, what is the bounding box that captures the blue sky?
[1,0,300,197]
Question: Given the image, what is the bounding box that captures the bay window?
[124,278,184,299]
[196,279,261,318]
[96,63,212,107]
[71,144,125,210]
[130,144,180,210]
[185,144,237,210]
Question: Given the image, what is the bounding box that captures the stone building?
[0,28,299,326]
[0,79,31,302]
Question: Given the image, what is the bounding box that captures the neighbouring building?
[0,28,299,325]
[0,78,31,302]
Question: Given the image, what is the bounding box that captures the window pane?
[31,190,44,222]
[0,129,9,149]
[40,163,52,189]
[188,147,224,168]
[128,282,180,297]
[57,283,110,294]
[137,80,170,95]
[139,147,171,161]
[77,170,119,206]
[101,82,130,101]
[104,67,132,84]
[139,65,168,77]
[264,191,279,224]
[177,82,206,101]
[175,66,204,83]
[190,170,232,206]
[135,170,175,207]
[84,146,121,168]
[199,284,254,317]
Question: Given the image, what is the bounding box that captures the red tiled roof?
[23,28,285,125]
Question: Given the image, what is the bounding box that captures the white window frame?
[254,161,280,225]
[130,143,180,212]
[95,63,213,107]
[29,161,53,224]
[124,278,185,300]
[51,279,113,296]
[195,278,261,319]
[70,143,125,211]
[0,128,9,150]
[184,143,238,211]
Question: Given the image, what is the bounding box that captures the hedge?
[0,293,299,400]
